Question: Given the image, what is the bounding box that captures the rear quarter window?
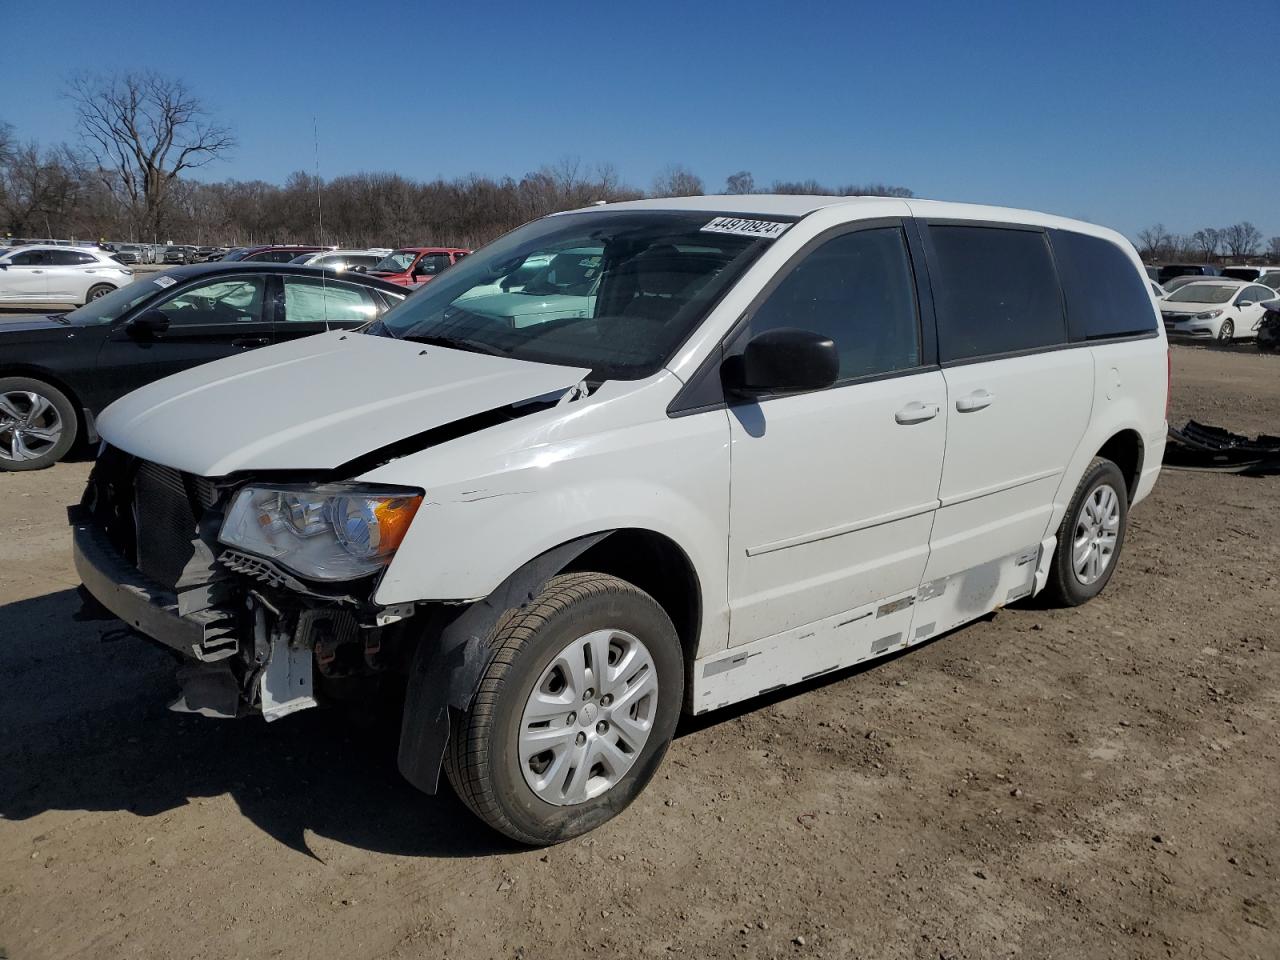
[1049,230,1157,341]
[926,224,1066,362]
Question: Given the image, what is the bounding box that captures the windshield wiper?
[402,334,506,357]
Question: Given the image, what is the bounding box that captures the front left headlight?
[219,484,423,581]
[1193,310,1223,320]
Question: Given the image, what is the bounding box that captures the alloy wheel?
[0,391,63,464]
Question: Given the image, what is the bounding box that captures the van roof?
[570,194,1128,246]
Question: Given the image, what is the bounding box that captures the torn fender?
[396,532,610,794]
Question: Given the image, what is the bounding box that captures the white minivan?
[72,195,1168,844]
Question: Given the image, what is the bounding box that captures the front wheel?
[0,377,78,470]
[1041,457,1128,606]
[1217,318,1235,342]
[443,572,684,845]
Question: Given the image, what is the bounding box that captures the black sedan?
[0,262,407,470]
[1259,300,1280,353]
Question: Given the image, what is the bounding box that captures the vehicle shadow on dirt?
[0,589,515,860]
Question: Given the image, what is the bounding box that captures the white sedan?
[0,245,134,306]
[1160,279,1277,341]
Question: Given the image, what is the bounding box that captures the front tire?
[1217,319,1235,342]
[444,572,684,845]
[1042,457,1128,606]
[0,377,78,470]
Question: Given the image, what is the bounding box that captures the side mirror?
[128,310,170,337]
[723,328,839,398]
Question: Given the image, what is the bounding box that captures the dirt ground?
[1,344,1277,960]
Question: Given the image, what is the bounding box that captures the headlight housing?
[219,484,423,581]
[1193,310,1223,320]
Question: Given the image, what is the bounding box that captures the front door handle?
[232,337,270,348]
[955,389,994,412]
[895,401,940,425]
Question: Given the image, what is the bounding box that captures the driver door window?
[155,276,266,326]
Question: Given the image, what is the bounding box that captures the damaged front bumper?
[70,451,402,723]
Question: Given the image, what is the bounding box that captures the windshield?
[62,276,164,325]
[372,210,782,380]
[373,250,418,272]
[1167,283,1238,304]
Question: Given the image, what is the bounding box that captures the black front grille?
[134,462,204,588]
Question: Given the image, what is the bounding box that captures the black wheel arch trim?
[396,531,612,794]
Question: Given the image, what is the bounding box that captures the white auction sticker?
[701,216,790,239]
[153,275,177,288]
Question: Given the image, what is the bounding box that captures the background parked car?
[195,246,226,262]
[1257,299,1280,353]
[1219,266,1276,282]
[1156,263,1220,285]
[366,246,470,287]
[0,244,133,306]
[1162,275,1217,294]
[163,245,195,264]
[0,262,407,470]
[223,245,330,263]
[1150,281,1167,298]
[289,248,386,272]
[113,244,144,265]
[1159,279,1275,341]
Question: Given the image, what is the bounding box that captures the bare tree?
[1190,228,1221,260]
[67,71,235,237]
[1268,236,1280,259]
[1136,224,1172,260]
[1221,221,1262,258]
[651,164,704,197]
[725,170,755,194]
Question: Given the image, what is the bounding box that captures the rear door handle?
[895,401,940,425]
[232,337,270,347]
[955,389,994,412]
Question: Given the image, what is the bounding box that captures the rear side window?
[748,226,920,380]
[1049,230,1157,341]
[927,225,1065,362]
[280,275,381,324]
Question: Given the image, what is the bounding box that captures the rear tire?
[1041,457,1128,606]
[84,284,114,305]
[0,377,78,470]
[443,572,683,845]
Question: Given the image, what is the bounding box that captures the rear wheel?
[1217,319,1235,342]
[0,377,78,470]
[84,284,114,305]
[443,572,683,845]
[1042,458,1128,606]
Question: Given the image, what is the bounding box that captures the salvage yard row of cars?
[3,194,1174,845]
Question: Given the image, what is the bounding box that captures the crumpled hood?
[97,331,589,476]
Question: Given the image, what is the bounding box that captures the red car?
[367,247,470,288]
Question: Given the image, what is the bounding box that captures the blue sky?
[3,0,1278,243]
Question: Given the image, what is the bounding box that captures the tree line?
[1136,222,1280,263]
[0,72,912,249]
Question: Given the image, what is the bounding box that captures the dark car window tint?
[1243,285,1271,303]
[154,276,265,326]
[280,276,381,324]
[47,250,97,265]
[8,250,50,266]
[415,253,452,275]
[1049,229,1156,341]
[928,225,1065,362]
[748,226,920,380]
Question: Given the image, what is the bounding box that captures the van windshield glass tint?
[372,211,780,379]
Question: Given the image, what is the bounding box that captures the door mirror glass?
[128,310,171,336]
[724,328,839,397]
